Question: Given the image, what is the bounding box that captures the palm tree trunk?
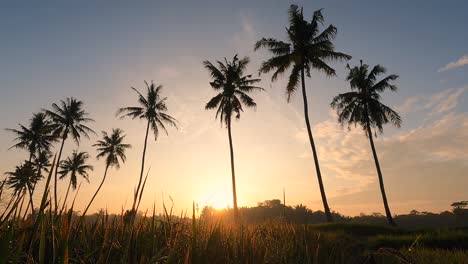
[365,120,396,226]
[61,178,72,213]
[26,185,35,217]
[27,153,35,216]
[82,165,109,216]
[54,135,67,212]
[227,117,239,223]
[300,68,333,222]
[132,120,150,212]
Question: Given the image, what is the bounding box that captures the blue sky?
[1,1,467,215]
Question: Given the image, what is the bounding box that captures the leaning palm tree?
[6,112,56,162]
[254,5,351,222]
[203,55,263,222]
[44,97,95,212]
[117,81,177,213]
[58,151,93,211]
[331,61,400,226]
[5,162,39,215]
[82,128,131,216]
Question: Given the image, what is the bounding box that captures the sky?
[0,0,467,216]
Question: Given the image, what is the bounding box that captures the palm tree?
[6,113,56,214]
[6,112,56,162]
[82,128,131,216]
[5,162,39,214]
[330,61,400,226]
[58,151,93,211]
[33,150,52,179]
[203,55,263,222]
[254,5,351,222]
[117,81,177,213]
[44,97,95,212]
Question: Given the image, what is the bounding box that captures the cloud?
[293,89,468,213]
[438,54,468,72]
[232,12,257,53]
[396,86,467,117]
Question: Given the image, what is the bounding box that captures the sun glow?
[197,187,233,210]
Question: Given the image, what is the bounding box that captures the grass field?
[1,209,467,264]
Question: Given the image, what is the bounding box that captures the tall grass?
[1,160,467,263]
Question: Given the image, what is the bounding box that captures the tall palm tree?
[6,113,56,214]
[44,97,95,212]
[6,112,56,162]
[117,81,177,212]
[203,55,263,222]
[5,162,39,214]
[58,151,93,211]
[82,128,131,216]
[254,5,351,222]
[331,61,400,226]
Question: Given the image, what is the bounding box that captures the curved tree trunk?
[60,178,72,213]
[227,117,239,223]
[300,68,333,222]
[82,165,109,216]
[365,120,396,226]
[132,120,150,213]
[54,135,67,212]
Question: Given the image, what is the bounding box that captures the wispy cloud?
[438,54,468,72]
[293,88,468,208]
[396,86,467,117]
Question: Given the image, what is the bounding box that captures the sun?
[197,189,232,210]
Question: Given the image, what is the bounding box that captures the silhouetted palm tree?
[33,150,52,179]
[44,97,95,212]
[5,162,39,213]
[82,128,131,216]
[203,55,263,222]
[254,5,351,222]
[117,81,177,212]
[6,112,56,162]
[6,113,56,214]
[58,151,93,211]
[331,61,400,226]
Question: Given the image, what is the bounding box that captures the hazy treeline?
[198,199,468,228]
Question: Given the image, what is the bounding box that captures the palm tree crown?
[33,150,52,177]
[203,55,263,125]
[6,112,57,157]
[59,151,93,190]
[255,5,351,101]
[45,97,95,143]
[117,81,177,139]
[5,162,38,196]
[93,128,131,168]
[331,61,401,133]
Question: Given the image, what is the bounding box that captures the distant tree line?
[199,199,468,228]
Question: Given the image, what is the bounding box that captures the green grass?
[1,213,467,263]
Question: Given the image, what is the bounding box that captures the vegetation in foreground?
[1,206,467,264]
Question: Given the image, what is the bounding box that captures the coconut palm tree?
[6,113,56,214]
[117,81,177,212]
[33,150,52,179]
[5,162,39,214]
[203,55,263,222]
[82,128,131,216]
[254,5,351,222]
[330,61,400,226]
[58,151,93,211]
[6,112,56,162]
[44,97,95,212]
